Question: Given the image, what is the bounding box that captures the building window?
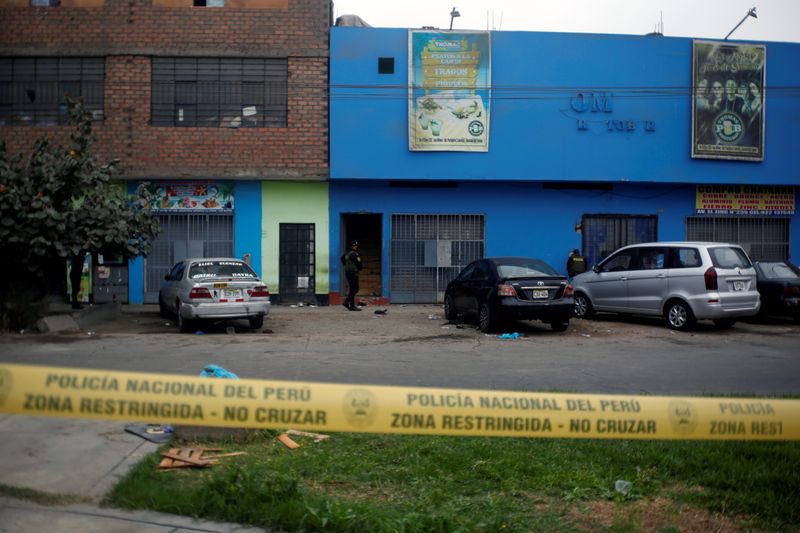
[378,57,394,74]
[151,57,288,128]
[193,0,224,6]
[0,57,104,126]
[30,0,61,5]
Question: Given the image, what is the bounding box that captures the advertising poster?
[143,181,234,212]
[695,185,795,216]
[692,41,765,161]
[408,30,491,152]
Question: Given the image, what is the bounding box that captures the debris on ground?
[374,309,388,315]
[200,364,238,379]
[124,423,174,443]
[614,479,633,495]
[277,433,301,449]
[158,447,246,469]
[581,334,591,338]
[497,332,521,340]
[456,324,465,329]
[428,314,441,320]
[263,328,274,334]
[286,429,330,442]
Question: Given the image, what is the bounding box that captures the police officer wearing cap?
[341,240,363,311]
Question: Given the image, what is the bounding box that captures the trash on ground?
[86,331,96,336]
[374,309,388,315]
[200,364,238,379]
[158,447,246,469]
[124,423,174,443]
[226,326,236,335]
[263,328,273,334]
[428,314,441,320]
[497,332,521,340]
[164,322,171,326]
[581,334,591,338]
[614,479,633,495]
[441,326,450,329]
[277,433,301,449]
[290,305,298,308]
[194,330,205,335]
[456,324,465,329]
[286,429,330,442]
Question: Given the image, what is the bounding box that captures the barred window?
[0,57,104,126]
[151,57,288,128]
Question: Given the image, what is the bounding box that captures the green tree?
[0,99,160,329]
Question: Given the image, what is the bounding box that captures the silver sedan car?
[158,258,271,332]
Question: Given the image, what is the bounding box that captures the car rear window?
[758,262,800,279]
[189,261,257,279]
[709,247,752,269]
[496,259,558,278]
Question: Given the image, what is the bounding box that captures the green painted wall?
[261,181,329,295]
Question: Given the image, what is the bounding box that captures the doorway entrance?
[341,214,382,299]
[279,223,316,304]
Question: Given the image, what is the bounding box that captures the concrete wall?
[330,28,800,186]
[262,181,329,296]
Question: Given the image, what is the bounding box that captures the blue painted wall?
[331,28,800,185]
[329,181,762,296]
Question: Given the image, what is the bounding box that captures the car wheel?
[664,299,695,331]
[249,315,264,330]
[574,292,594,319]
[444,294,457,320]
[478,303,496,333]
[176,301,194,333]
[713,318,737,330]
[158,295,170,318]
[550,320,569,332]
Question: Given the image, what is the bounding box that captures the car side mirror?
[592,265,601,274]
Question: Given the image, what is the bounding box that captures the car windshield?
[496,259,558,278]
[758,262,800,280]
[709,247,752,269]
[188,260,257,279]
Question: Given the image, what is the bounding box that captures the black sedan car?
[444,257,574,333]
[754,261,800,322]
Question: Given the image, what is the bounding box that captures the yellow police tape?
[0,363,798,441]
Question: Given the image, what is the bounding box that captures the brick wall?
[0,0,330,179]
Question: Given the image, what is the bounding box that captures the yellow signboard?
[696,185,795,215]
[1,364,799,441]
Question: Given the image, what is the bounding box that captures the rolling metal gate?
[391,214,484,303]
[686,216,790,261]
[143,213,234,303]
[582,215,658,268]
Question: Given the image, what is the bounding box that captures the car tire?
[478,303,496,333]
[249,315,264,330]
[664,299,696,331]
[158,295,170,318]
[444,294,457,320]
[713,318,737,329]
[176,301,194,333]
[550,320,569,332]
[574,292,594,319]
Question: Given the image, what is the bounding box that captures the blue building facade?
[329,28,800,303]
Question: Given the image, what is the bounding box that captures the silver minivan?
[572,242,760,330]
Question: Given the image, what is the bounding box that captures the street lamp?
[449,7,460,30]
[724,7,757,40]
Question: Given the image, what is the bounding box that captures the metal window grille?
[582,214,658,268]
[151,57,287,128]
[279,223,316,303]
[143,212,234,303]
[0,57,104,125]
[686,216,790,260]
[391,214,485,303]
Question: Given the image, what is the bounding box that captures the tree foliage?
[0,99,160,328]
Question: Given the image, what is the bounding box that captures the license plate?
[223,289,241,298]
[733,281,745,291]
[532,289,549,299]
[213,283,228,289]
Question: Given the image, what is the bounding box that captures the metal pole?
[725,7,757,40]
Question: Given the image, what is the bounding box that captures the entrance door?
[582,214,658,269]
[279,223,315,304]
[341,214,382,299]
[143,213,234,303]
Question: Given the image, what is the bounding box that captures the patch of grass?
[0,482,91,506]
[106,434,800,532]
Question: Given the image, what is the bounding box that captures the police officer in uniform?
[341,240,363,311]
[566,248,587,278]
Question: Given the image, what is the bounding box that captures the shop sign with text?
[695,185,794,215]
